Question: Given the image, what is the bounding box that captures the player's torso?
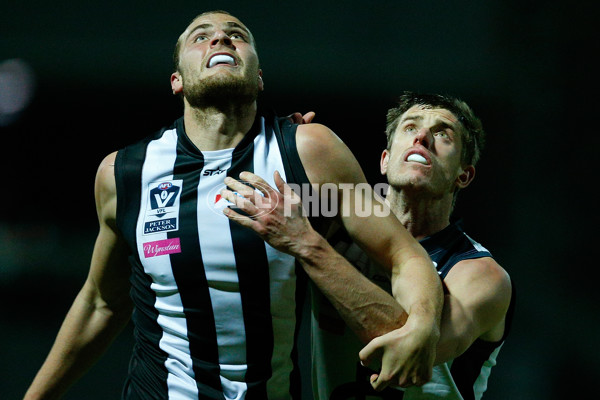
[312,222,500,400]
[116,116,306,399]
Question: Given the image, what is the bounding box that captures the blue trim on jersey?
[419,220,491,279]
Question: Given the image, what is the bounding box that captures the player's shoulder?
[296,123,342,153]
[94,151,118,198]
[295,123,366,185]
[99,151,118,168]
[446,257,511,306]
[96,151,117,179]
[450,256,509,283]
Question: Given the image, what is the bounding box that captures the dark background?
[1,1,597,399]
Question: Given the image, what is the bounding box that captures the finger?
[286,112,303,124]
[220,188,260,215]
[224,176,256,198]
[301,111,316,124]
[273,170,286,192]
[223,177,279,216]
[273,171,299,200]
[223,205,259,227]
[370,373,379,386]
[397,376,415,389]
[370,372,392,392]
[393,368,418,389]
[412,375,425,387]
[412,368,432,386]
[358,338,379,368]
[238,171,277,197]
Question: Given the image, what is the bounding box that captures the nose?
[414,127,432,148]
[211,31,235,49]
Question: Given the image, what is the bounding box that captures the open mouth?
[207,54,237,68]
[406,153,429,165]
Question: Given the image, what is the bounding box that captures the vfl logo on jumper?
[143,180,182,235]
[143,238,181,258]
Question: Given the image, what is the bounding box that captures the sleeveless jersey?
[312,220,515,400]
[114,112,312,400]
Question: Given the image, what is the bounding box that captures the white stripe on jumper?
[136,128,199,399]
[196,146,248,398]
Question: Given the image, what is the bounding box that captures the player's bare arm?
[24,152,132,400]
[221,169,406,342]
[360,257,512,369]
[222,122,443,389]
[298,124,443,388]
[433,257,512,363]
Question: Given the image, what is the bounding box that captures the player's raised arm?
[297,123,443,387]
[221,122,443,388]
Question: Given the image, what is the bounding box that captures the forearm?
[297,231,407,343]
[391,246,443,337]
[24,283,132,400]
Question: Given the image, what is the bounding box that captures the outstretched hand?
[220,171,317,257]
[358,318,438,391]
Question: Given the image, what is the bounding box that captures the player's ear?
[258,69,264,91]
[380,149,390,176]
[171,72,183,95]
[456,165,475,189]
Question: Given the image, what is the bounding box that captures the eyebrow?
[400,114,457,130]
[186,22,250,41]
[400,114,423,124]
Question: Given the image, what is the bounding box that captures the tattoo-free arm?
[222,123,442,388]
[24,152,132,400]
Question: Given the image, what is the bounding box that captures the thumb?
[274,170,301,202]
[359,338,379,368]
[273,170,286,193]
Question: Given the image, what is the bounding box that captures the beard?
[182,70,259,109]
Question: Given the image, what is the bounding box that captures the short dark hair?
[385,91,485,167]
[172,10,257,73]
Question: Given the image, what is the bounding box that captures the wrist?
[406,313,441,344]
[295,230,330,262]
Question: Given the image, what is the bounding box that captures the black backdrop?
[1,1,597,399]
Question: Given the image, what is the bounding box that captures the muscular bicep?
[435,258,511,364]
[295,123,367,188]
[84,152,132,312]
[295,124,423,270]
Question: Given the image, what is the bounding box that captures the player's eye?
[229,32,247,41]
[403,124,416,133]
[193,34,209,43]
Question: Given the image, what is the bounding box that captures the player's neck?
[386,189,452,240]
[183,101,257,151]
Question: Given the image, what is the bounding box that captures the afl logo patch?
[143,180,183,235]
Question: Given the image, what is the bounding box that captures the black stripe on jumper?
[116,135,171,399]
[227,129,273,400]
[168,140,225,399]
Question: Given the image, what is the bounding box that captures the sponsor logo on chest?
[143,238,182,258]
